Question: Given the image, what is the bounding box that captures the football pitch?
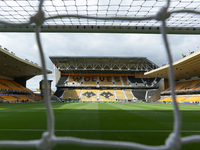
[0,102,200,150]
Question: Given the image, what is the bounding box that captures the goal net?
[0,0,200,149]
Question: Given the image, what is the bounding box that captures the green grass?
[0,102,200,149]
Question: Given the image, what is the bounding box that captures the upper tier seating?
[99,76,113,86]
[142,78,155,86]
[69,76,82,83]
[82,76,97,86]
[162,79,200,94]
[122,77,130,86]
[62,75,158,87]
[113,77,122,86]
[128,76,143,83]
[127,76,159,87]
[67,76,83,86]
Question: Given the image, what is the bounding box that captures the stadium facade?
[50,56,163,102]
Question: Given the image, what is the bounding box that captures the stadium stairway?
[56,76,69,86]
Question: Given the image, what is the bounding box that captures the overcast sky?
[0,32,199,91]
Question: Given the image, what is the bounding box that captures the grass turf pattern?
[0,103,200,150]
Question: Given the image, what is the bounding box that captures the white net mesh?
[0,0,200,33]
[0,0,200,149]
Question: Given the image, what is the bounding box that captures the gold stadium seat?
[99,76,113,86]
[81,89,97,101]
[115,89,125,100]
[184,96,200,103]
[99,89,115,101]
[122,77,129,86]
[68,76,83,85]
[2,96,18,101]
[159,97,186,102]
[113,77,122,86]
[63,89,81,100]
[82,76,97,86]
[0,78,31,92]
[125,89,133,100]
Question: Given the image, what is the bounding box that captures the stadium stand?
[184,96,200,103]
[99,76,113,86]
[160,96,188,103]
[161,79,200,95]
[82,76,97,86]
[0,95,34,102]
[146,90,158,99]
[142,78,156,86]
[63,89,81,100]
[125,89,134,101]
[113,77,122,86]
[51,89,65,101]
[0,77,37,102]
[53,89,65,98]
[115,89,125,101]
[99,89,115,101]
[81,89,97,101]
[132,89,146,101]
[1,96,17,101]
[122,76,130,86]
[0,78,31,92]
[128,76,143,83]
[67,76,83,86]
[50,57,161,102]
[56,76,68,86]
[0,46,52,103]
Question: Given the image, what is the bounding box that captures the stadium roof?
[49,56,159,74]
[0,47,52,80]
[144,50,200,80]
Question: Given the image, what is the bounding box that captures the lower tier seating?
[99,89,115,101]
[1,95,34,102]
[115,89,125,100]
[63,89,81,100]
[60,88,135,102]
[159,96,200,103]
[81,89,97,101]
[125,90,133,100]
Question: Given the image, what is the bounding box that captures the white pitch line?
[0,129,200,133]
